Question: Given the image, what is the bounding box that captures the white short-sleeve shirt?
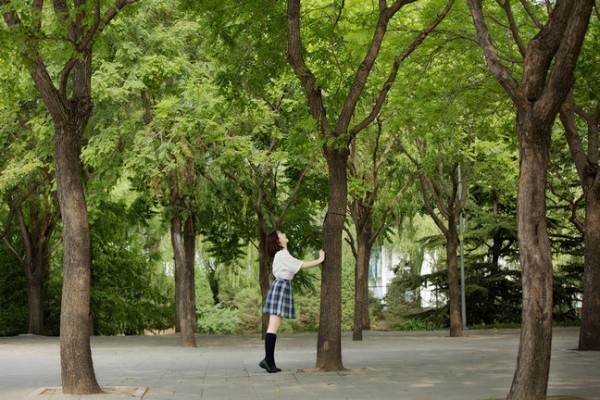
[272,249,303,280]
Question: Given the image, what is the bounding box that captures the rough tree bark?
[560,97,600,351]
[170,177,197,348]
[446,214,462,337]
[466,1,595,398]
[350,208,373,342]
[316,149,348,370]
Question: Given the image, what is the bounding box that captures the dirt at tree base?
[36,386,147,396]
[488,397,591,400]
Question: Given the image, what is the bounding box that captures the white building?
[368,247,439,308]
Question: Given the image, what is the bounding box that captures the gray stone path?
[0,327,598,400]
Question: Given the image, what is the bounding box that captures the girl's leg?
[267,314,282,334]
[261,314,282,372]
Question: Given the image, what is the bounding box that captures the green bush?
[197,305,240,334]
[0,249,28,336]
[289,293,320,332]
[234,287,262,333]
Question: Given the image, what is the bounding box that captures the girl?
[260,229,325,373]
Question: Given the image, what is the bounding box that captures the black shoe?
[259,359,281,373]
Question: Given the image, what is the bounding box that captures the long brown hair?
[266,229,283,258]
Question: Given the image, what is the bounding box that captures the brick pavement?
[0,328,598,400]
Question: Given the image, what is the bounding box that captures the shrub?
[197,305,240,334]
[289,293,320,332]
[234,287,262,334]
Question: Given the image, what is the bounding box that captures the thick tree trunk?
[171,213,197,348]
[56,122,102,394]
[507,111,554,400]
[579,176,600,350]
[446,218,462,337]
[316,149,347,371]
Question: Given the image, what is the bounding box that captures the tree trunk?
[26,249,47,335]
[206,265,220,305]
[56,122,102,394]
[560,97,600,351]
[12,202,53,335]
[316,149,347,371]
[183,215,197,344]
[171,213,197,348]
[362,247,371,331]
[258,233,271,339]
[579,175,600,350]
[466,2,594,397]
[352,203,373,341]
[446,217,462,337]
[507,110,554,400]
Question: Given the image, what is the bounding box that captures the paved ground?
[0,327,598,400]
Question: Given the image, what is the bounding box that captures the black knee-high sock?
[265,333,277,365]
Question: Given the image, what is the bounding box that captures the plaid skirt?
[263,278,296,319]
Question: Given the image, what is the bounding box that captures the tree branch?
[523,0,574,102]
[350,0,455,137]
[560,94,587,183]
[278,164,311,223]
[0,206,16,241]
[536,1,595,118]
[0,0,21,26]
[496,0,527,57]
[287,0,329,136]
[518,0,543,29]
[466,0,521,104]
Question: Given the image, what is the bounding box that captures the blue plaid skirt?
[263,278,296,319]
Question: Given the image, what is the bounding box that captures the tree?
[98,1,229,347]
[399,133,470,337]
[0,0,139,393]
[346,118,400,341]
[385,13,506,335]
[286,0,455,370]
[466,1,595,398]
[0,57,58,335]
[557,16,600,349]
[3,179,58,335]
[193,0,326,338]
[241,101,325,338]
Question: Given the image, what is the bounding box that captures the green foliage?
[89,199,174,335]
[197,305,240,335]
[234,287,262,334]
[552,261,583,322]
[0,0,592,339]
[386,256,583,329]
[289,288,321,333]
[0,244,27,336]
[384,271,447,331]
[43,260,63,336]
